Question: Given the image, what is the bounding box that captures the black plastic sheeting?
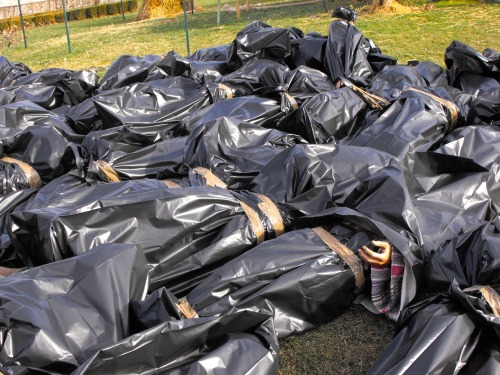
[0,10,499,375]
[0,243,149,372]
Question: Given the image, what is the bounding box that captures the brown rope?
[480,286,500,318]
[95,160,121,183]
[284,92,299,110]
[1,156,42,189]
[218,83,234,99]
[351,85,389,109]
[176,297,199,319]
[408,87,459,130]
[312,227,365,289]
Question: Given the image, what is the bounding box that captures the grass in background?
[0,0,498,74]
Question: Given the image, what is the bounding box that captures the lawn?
[0,0,499,75]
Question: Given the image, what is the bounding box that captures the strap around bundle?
[218,83,234,99]
[252,193,285,237]
[161,180,181,188]
[479,286,500,317]
[312,227,365,289]
[238,199,266,245]
[95,160,121,183]
[1,156,42,189]
[284,92,299,111]
[176,297,199,319]
[193,167,228,189]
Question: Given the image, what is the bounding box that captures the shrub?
[0,0,138,32]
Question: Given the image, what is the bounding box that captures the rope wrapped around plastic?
[480,286,500,317]
[0,156,42,189]
[340,79,390,109]
[408,87,459,130]
[218,83,234,99]
[176,296,199,319]
[284,92,299,111]
[95,160,121,183]
[464,285,500,318]
[312,227,365,289]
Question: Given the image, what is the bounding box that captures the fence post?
[217,0,220,26]
[120,0,125,22]
[17,0,27,48]
[182,0,190,56]
[61,0,72,53]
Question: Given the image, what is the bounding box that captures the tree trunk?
[375,0,393,6]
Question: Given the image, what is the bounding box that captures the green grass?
[279,305,396,374]
[0,0,498,75]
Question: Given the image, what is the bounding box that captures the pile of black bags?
[0,8,498,374]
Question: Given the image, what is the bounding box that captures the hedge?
[0,0,138,32]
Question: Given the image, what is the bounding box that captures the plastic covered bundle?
[91,135,187,179]
[188,43,231,62]
[324,18,395,87]
[10,180,290,294]
[67,76,210,134]
[248,144,395,215]
[80,125,167,162]
[93,76,210,133]
[445,41,500,94]
[0,189,36,267]
[12,68,98,107]
[214,59,289,99]
[468,87,500,126]
[399,153,498,255]
[437,125,500,170]
[424,219,500,296]
[342,87,460,157]
[73,310,279,375]
[158,50,228,83]
[96,54,167,93]
[2,125,83,183]
[227,21,292,71]
[0,243,149,372]
[183,117,305,189]
[0,84,66,110]
[368,281,500,375]
[367,62,449,101]
[0,56,31,87]
[179,95,285,133]
[275,86,369,143]
[286,31,327,72]
[186,227,364,339]
[0,101,72,142]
